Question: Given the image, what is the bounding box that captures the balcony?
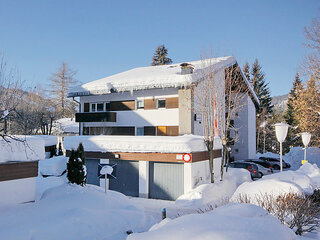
[75,112,116,122]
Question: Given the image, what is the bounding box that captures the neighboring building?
[67,56,259,200]
[0,137,45,206]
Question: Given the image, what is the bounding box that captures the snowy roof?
[52,118,79,135]
[63,135,219,153]
[68,56,259,105]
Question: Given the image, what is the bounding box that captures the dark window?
[91,103,96,112]
[84,103,90,112]
[97,103,104,112]
[144,126,156,136]
[83,127,89,135]
[158,99,166,108]
[106,102,111,111]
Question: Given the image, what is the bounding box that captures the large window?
[91,103,104,112]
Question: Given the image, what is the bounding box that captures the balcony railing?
[75,112,116,122]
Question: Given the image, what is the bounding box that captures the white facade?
[231,95,256,160]
[0,177,36,206]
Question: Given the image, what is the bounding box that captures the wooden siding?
[157,126,166,136]
[66,150,221,163]
[144,99,156,110]
[110,100,135,111]
[0,161,38,182]
[166,126,179,136]
[166,97,179,108]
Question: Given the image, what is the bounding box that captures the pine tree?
[245,60,273,153]
[243,62,251,82]
[67,144,86,186]
[283,73,303,150]
[151,45,173,66]
[251,59,273,114]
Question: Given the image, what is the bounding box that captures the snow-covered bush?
[235,192,320,236]
[67,143,86,186]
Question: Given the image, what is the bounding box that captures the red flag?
[214,94,219,137]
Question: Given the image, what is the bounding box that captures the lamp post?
[274,123,290,172]
[300,132,311,164]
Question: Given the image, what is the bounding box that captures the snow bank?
[0,136,45,162]
[230,163,320,203]
[52,118,79,135]
[30,135,58,146]
[39,156,68,176]
[0,184,152,240]
[69,57,236,96]
[285,147,320,170]
[63,135,209,153]
[127,203,297,240]
[176,168,251,208]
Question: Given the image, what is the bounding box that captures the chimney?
[180,63,194,75]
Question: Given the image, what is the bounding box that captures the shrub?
[236,192,320,235]
[67,143,86,186]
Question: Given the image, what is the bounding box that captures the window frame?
[157,99,166,109]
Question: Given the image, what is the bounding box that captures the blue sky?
[0,0,319,96]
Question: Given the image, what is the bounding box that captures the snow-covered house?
[66,56,259,200]
[0,137,45,206]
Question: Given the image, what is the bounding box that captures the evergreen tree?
[283,73,303,150]
[251,59,273,114]
[151,45,173,66]
[67,144,86,186]
[245,60,273,153]
[243,62,251,81]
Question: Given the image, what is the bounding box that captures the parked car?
[259,157,291,169]
[228,162,261,179]
[244,159,273,177]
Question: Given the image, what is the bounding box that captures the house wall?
[79,88,179,134]
[0,177,36,206]
[231,95,256,160]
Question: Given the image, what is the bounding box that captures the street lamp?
[300,132,311,164]
[274,122,290,172]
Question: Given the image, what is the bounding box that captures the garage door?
[149,162,184,201]
[85,158,100,186]
[109,160,139,197]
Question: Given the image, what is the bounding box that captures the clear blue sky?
[0,0,319,96]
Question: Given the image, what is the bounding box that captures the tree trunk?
[206,140,214,183]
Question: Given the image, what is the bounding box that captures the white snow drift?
[127,203,297,240]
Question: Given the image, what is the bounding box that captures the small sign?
[98,163,117,179]
[183,153,192,162]
[176,154,183,160]
[301,160,308,165]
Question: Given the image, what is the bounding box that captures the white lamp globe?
[274,123,290,143]
[300,132,311,147]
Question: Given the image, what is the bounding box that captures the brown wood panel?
[157,126,166,136]
[144,99,156,110]
[84,103,89,112]
[110,100,135,111]
[0,161,38,181]
[66,150,212,163]
[166,126,179,136]
[45,145,56,152]
[166,97,179,108]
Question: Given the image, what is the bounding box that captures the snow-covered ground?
[1,146,319,240]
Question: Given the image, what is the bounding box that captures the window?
[91,103,96,112]
[136,127,144,136]
[136,100,144,109]
[97,103,104,112]
[144,126,156,136]
[105,102,111,111]
[157,99,166,108]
